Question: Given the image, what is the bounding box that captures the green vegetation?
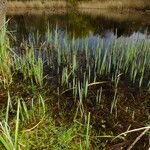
[145,9,150,13]
[0,22,150,149]
[0,24,12,88]
[0,93,94,150]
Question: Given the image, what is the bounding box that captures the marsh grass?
[12,45,44,86]
[1,26,149,99]
[0,24,150,149]
[0,24,12,88]
[0,26,149,106]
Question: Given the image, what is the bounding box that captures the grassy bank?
[6,0,150,11]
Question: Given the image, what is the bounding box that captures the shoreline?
[1,0,150,30]
[5,8,150,28]
[6,0,150,12]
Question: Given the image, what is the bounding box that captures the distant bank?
[6,0,150,12]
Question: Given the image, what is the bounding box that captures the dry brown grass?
[6,1,67,10]
[5,8,150,25]
[6,0,150,11]
[6,8,67,15]
[0,10,5,29]
[78,0,150,10]
[79,9,150,23]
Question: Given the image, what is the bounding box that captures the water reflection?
[7,12,150,41]
[6,13,150,51]
[4,9,150,54]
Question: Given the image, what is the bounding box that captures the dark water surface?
[6,11,150,44]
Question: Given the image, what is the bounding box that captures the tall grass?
[0,98,20,150]
[0,23,12,88]
[0,94,46,150]
[12,45,44,86]
[0,25,149,113]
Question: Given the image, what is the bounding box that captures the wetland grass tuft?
[0,25,12,88]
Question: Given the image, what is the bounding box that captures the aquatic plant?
[5,27,150,97]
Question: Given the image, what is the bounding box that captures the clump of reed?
[0,25,149,114]
[12,45,44,87]
[45,28,150,116]
[0,24,12,88]
[46,30,150,90]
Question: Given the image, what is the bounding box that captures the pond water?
[6,11,150,43]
